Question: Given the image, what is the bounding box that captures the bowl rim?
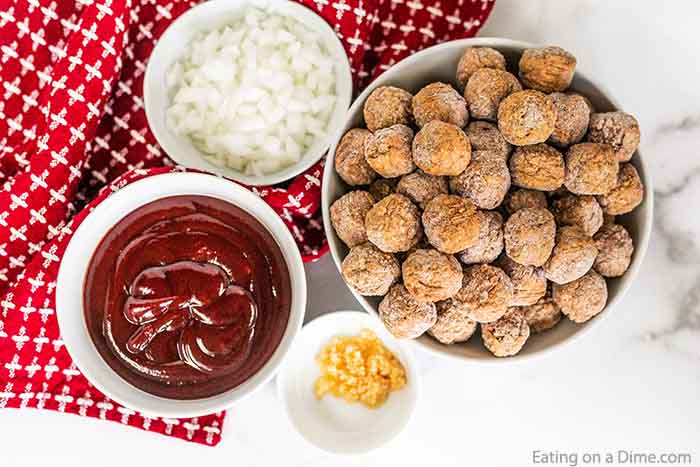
[275,310,420,455]
[321,37,654,365]
[55,172,307,417]
[143,0,353,186]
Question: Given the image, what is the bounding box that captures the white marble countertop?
[2,1,699,466]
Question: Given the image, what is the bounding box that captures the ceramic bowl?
[56,172,307,417]
[321,38,653,363]
[143,0,352,186]
[277,311,420,454]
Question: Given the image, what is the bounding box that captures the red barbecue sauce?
[84,195,291,399]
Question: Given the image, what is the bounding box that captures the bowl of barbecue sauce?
[56,172,306,417]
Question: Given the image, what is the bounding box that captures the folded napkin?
[0,0,494,446]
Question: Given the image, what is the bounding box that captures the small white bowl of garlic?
[144,0,352,186]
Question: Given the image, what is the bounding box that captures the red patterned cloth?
[0,0,494,446]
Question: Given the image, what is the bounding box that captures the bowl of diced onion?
[144,0,353,186]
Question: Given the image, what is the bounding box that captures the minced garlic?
[314,328,407,409]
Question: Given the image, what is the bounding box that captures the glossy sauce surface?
[84,195,291,399]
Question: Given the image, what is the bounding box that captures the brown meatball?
[379,284,437,338]
[593,223,634,277]
[587,112,640,162]
[509,143,565,191]
[464,121,511,162]
[544,225,597,285]
[596,163,644,215]
[504,188,548,214]
[365,194,422,253]
[548,93,590,147]
[396,170,448,209]
[402,249,463,302]
[465,68,523,121]
[553,270,607,323]
[564,142,619,195]
[520,295,562,333]
[458,210,504,265]
[341,243,400,296]
[334,128,376,186]
[368,177,396,201]
[504,208,556,267]
[364,124,415,178]
[412,82,469,128]
[429,299,478,344]
[518,46,576,93]
[413,120,471,176]
[449,150,511,209]
[481,308,530,357]
[422,194,480,254]
[330,191,374,247]
[551,194,603,236]
[496,255,547,306]
[456,264,513,323]
[363,86,413,132]
[497,90,556,146]
[456,47,507,91]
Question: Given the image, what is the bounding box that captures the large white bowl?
[143,0,352,186]
[56,172,307,417]
[322,38,653,363]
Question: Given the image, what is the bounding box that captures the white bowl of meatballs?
[321,38,653,362]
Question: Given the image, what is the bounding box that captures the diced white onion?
[165,7,337,176]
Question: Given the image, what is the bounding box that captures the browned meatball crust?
[365,194,422,253]
[363,86,413,132]
[330,190,375,247]
[379,284,437,338]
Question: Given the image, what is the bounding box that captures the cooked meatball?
[396,170,448,209]
[456,264,513,323]
[496,255,547,306]
[330,190,375,247]
[449,150,511,209]
[379,284,437,338]
[364,124,415,178]
[422,194,480,254]
[428,299,478,344]
[553,270,608,323]
[464,121,511,162]
[465,68,522,121]
[509,143,565,191]
[587,111,640,162]
[458,210,504,265]
[544,225,597,285]
[365,194,422,253]
[456,46,507,91]
[481,307,530,357]
[413,120,471,176]
[564,142,619,195]
[503,208,556,267]
[412,82,469,128]
[520,295,562,333]
[497,90,556,146]
[341,243,400,296]
[363,86,413,132]
[596,163,644,215]
[551,194,604,236]
[593,223,634,277]
[518,46,576,93]
[334,128,376,186]
[402,248,463,302]
[548,92,590,147]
